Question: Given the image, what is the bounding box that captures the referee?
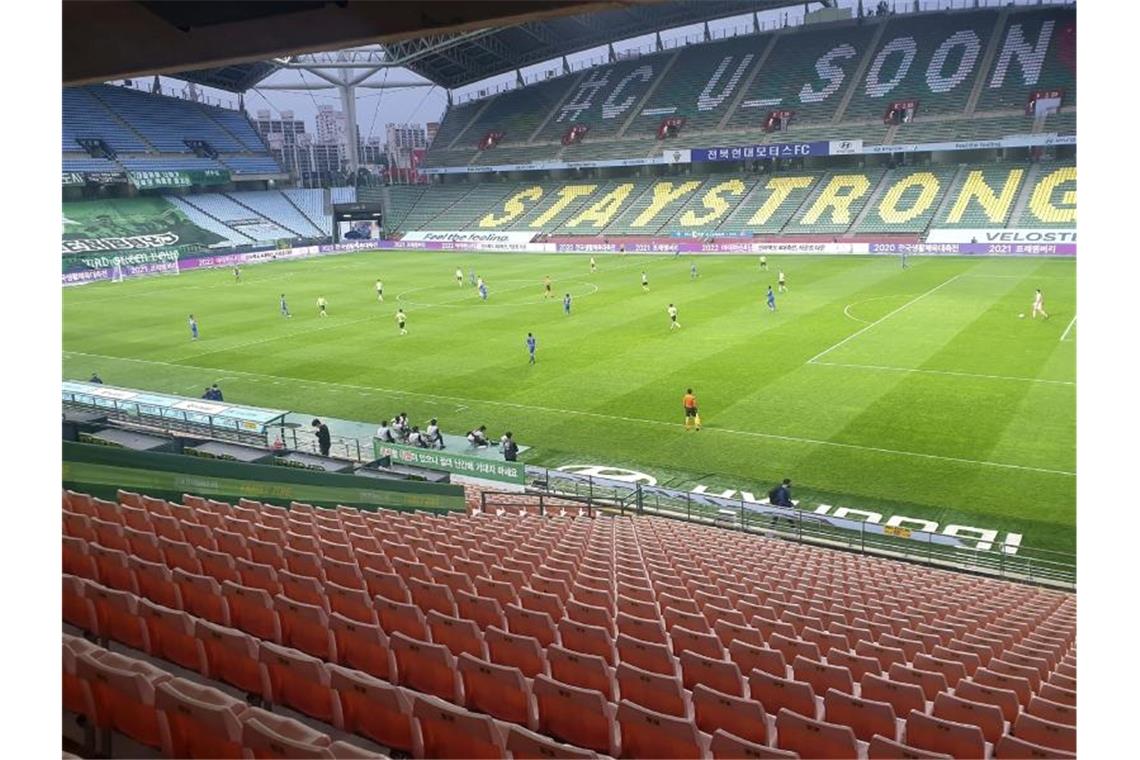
[683,388,701,431]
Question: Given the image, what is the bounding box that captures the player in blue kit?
[766,286,776,312]
[526,333,537,364]
[188,314,199,340]
[690,262,698,279]
[479,281,488,301]
[280,294,292,318]
[563,293,572,315]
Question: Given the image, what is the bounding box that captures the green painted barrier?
[63,441,465,513]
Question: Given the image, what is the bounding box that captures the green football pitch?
[62,251,1076,555]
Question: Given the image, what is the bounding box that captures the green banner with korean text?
[127,168,231,189]
[374,440,524,485]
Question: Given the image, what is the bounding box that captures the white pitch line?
[811,360,1075,387]
[807,275,961,365]
[842,304,870,324]
[62,349,1075,477]
[169,313,380,363]
[1060,316,1077,342]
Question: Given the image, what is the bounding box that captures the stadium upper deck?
[424,5,1075,169]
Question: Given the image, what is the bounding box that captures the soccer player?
[543,275,553,299]
[376,279,384,302]
[667,303,681,330]
[526,332,537,365]
[563,292,572,316]
[690,262,698,279]
[233,266,241,282]
[682,388,700,431]
[767,285,776,311]
[760,255,768,271]
[778,270,787,292]
[479,281,489,301]
[456,268,464,286]
[469,270,477,286]
[188,314,199,340]
[396,308,408,335]
[280,294,292,318]
[590,256,597,273]
[641,271,649,292]
[317,296,328,317]
[901,250,909,270]
[1032,288,1049,319]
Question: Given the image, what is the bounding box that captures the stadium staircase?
[282,189,333,237]
[164,196,257,246]
[224,192,316,239]
[72,87,153,152]
[614,49,681,139]
[63,487,1077,760]
[829,17,889,126]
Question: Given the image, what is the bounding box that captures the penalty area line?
[1060,316,1076,341]
[811,360,1075,387]
[63,349,1075,478]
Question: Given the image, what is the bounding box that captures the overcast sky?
[145,0,1045,144]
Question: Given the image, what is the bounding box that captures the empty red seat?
[235,557,282,595]
[63,535,98,579]
[456,590,507,630]
[728,640,787,679]
[89,543,136,593]
[63,635,99,715]
[506,603,559,647]
[274,594,334,659]
[953,678,1021,723]
[617,610,669,645]
[994,734,1076,759]
[411,694,510,759]
[861,672,925,719]
[691,683,767,744]
[616,698,711,759]
[391,630,461,702]
[533,674,618,755]
[548,644,615,700]
[258,641,336,722]
[486,625,547,678]
[155,677,247,759]
[1013,712,1076,753]
[889,662,950,701]
[278,568,327,609]
[867,734,954,759]
[776,707,858,759]
[793,654,855,696]
[87,583,149,650]
[241,706,332,759]
[671,624,725,659]
[823,687,898,743]
[974,666,1033,707]
[506,724,600,759]
[457,651,537,727]
[375,594,429,640]
[327,663,415,752]
[559,617,615,664]
[195,620,263,697]
[680,649,746,697]
[325,580,376,624]
[75,648,172,749]
[173,569,229,625]
[409,576,458,617]
[138,598,201,671]
[427,609,487,658]
[905,709,986,759]
[710,728,798,759]
[748,668,818,720]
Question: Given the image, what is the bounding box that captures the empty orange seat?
[63,635,99,715]
[486,624,547,678]
[221,581,281,642]
[1027,695,1075,727]
[793,654,855,696]
[615,660,688,717]
[258,641,336,722]
[173,569,229,625]
[930,645,981,677]
[680,649,745,697]
[241,706,332,759]
[63,535,98,579]
[710,728,798,759]
[802,626,851,657]
[769,633,822,665]
[867,734,954,759]
[409,576,458,617]
[889,662,950,701]
[375,594,429,640]
[671,625,725,659]
[933,691,1005,744]
[278,568,327,609]
[990,657,1043,692]
[548,644,615,700]
[823,687,898,743]
[428,609,487,658]
[860,673,925,719]
[692,683,767,744]
[89,543,137,593]
[197,547,242,585]
[324,580,376,624]
[974,666,1033,707]
[506,603,559,647]
[195,620,263,697]
[327,663,415,752]
[214,529,251,560]
[87,583,149,650]
[533,674,618,755]
[506,724,600,759]
[456,590,507,630]
[1013,712,1076,753]
[138,598,200,670]
[565,598,614,631]
[391,630,461,701]
[618,611,668,645]
[457,651,537,726]
[905,709,986,759]
[616,698,710,759]
[994,734,1076,759]
[235,557,282,595]
[664,606,712,634]
[856,640,908,671]
[155,677,247,759]
[776,707,858,759]
[274,594,334,659]
[617,632,677,676]
[826,646,883,682]
[123,525,164,563]
[953,678,1021,723]
[728,640,787,679]
[748,668,818,720]
[714,619,764,649]
[411,693,510,759]
[559,617,615,664]
[76,648,171,749]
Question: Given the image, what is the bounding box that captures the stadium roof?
[64,0,811,92]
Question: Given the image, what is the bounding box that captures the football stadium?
[59,1,1081,758]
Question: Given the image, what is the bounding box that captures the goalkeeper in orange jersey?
[683,388,701,431]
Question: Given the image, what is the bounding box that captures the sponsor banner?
[863,133,1075,154]
[693,140,831,163]
[552,241,869,254]
[63,196,226,257]
[869,242,1076,256]
[402,230,536,246]
[421,155,666,175]
[374,440,525,486]
[925,228,1076,245]
[127,169,231,189]
[663,149,692,164]
[62,170,129,186]
[63,171,86,187]
[828,139,863,155]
